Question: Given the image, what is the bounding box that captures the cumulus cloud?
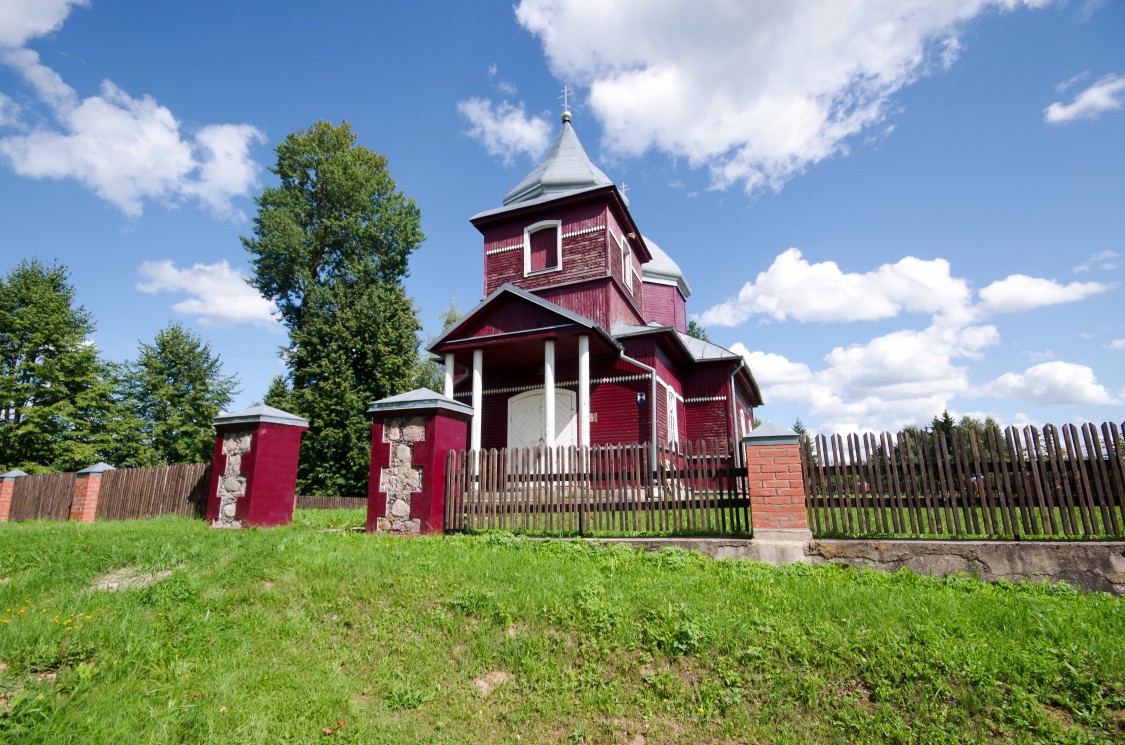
[977,275,1112,314]
[514,0,1047,193]
[1044,74,1125,124]
[1108,339,1125,351]
[136,260,279,329]
[0,2,265,219]
[977,362,1119,405]
[457,98,551,166]
[699,249,971,327]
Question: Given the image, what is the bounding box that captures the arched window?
[524,220,561,275]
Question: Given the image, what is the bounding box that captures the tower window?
[620,234,633,290]
[524,220,561,275]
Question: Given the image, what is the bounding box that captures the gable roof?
[429,283,621,353]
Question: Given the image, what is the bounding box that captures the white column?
[471,348,483,451]
[443,353,455,398]
[544,339,556,448]
[578,334,590,448]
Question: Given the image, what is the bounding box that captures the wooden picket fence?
[444,439,749,536]
[97,463,211,520]
[9,472,75,522]
[800,422,1125,539]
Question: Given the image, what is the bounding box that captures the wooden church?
[430,109,761,453]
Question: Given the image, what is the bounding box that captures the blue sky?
[1,0,1122,435]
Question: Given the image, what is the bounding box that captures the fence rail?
[445,439,749,536]
[800,422,1125,539]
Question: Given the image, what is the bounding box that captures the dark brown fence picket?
[9,472,74,521]
[799,421,1125,539]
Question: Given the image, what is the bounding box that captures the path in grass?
[0,510,1122,744]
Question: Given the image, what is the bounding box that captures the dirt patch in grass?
[91,565,179,591]
[472,670,512,697]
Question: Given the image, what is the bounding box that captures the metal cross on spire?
[559,85,573,113]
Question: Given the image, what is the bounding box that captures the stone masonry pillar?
[366,388,473,535]
[206,405,309,529]
[744,423,812,563]
[0,469,27,522]
[70,462,114,523]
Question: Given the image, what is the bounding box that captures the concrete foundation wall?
[590,537,1125,596]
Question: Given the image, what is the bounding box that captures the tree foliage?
[0,260,116,472]
[415,298,464,393]
[120,323,238,465]
[244,121,426,495]
[686,319,710,342]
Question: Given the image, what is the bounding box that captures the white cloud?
[0,0,87,48]
[136,260,279,329]
[1044,74,1125,124]
[0,5,264,219]
[515,0,1046,193]
[977,274,1112,314]
[698,249,972,327]
[0,93,18,127]
[1073,249,1119,273]
[457,97,551,166]
[977,362,1119,405]
[1108,339,1125,351]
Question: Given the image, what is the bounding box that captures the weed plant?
[0,511,1122,743]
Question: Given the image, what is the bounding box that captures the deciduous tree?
[244,121,426,495]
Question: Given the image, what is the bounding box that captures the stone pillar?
[744,423,811,563]
[366,388,473,535]
[70,462,114,523]
[206,405,309,529]
[0,469,27,522]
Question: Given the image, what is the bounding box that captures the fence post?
[365,389,473,535]
[206,405,309,528]
[70,463,114,523]
[744,423,812,563]
[0,469,27,522]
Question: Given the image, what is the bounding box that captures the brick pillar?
[744,423,811,562]
[70,462,114,523]
[0,469,27,522]
[206,405,309,528]
[366,389,472,535]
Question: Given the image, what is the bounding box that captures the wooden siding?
[642,281,687,331]
[537,279,611,328]
[683,364,734,400]
[450,293,580,341]
[686,398,733,443]
[606,210,645,319]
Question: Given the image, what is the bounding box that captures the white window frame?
[524,220,562,277]
[619,234,633,291]
[666,386,679,444]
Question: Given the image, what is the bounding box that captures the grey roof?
[430,283,622,352]
[504,115,616,206]
[77,462,115,474]
[214,404,309,428]
[742,422,799,444]
[1,469,28,480]
[367,388,474,418]
[641,236,692,298]
[675,331,741,361]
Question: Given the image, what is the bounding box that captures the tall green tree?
[244,121,425,495]
[686,319,710,342]
[120,323,239,465]
[0,260,114,472]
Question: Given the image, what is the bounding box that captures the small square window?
[524,221,561,275]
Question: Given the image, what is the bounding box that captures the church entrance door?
[507,389,577,450]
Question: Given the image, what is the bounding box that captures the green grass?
[0,510,1122,744]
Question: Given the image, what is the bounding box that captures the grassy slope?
[0,511,1122,744]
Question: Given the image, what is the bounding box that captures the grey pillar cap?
[1,469,28,480]
[367,388,474,418]
[77,462,116,475]
[214,404,309,428]
[742,421,800,445]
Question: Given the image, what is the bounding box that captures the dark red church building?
[430,110,761,455]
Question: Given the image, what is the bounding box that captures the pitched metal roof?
[641,235,692,298]
[504,115,616,207]
[366,388,474,417]
[214,404,310,428]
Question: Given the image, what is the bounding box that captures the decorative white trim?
[684,395,727,403]
[452,373,651,398]
[656,376,684,403]
[561,225,604,239]
[485,243,523,256]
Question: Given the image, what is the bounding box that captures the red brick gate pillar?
[206,405,309,529]
[70,462,114,523]
[366,389,473,535]
[0,469,27,523]
[744,423,812,562]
